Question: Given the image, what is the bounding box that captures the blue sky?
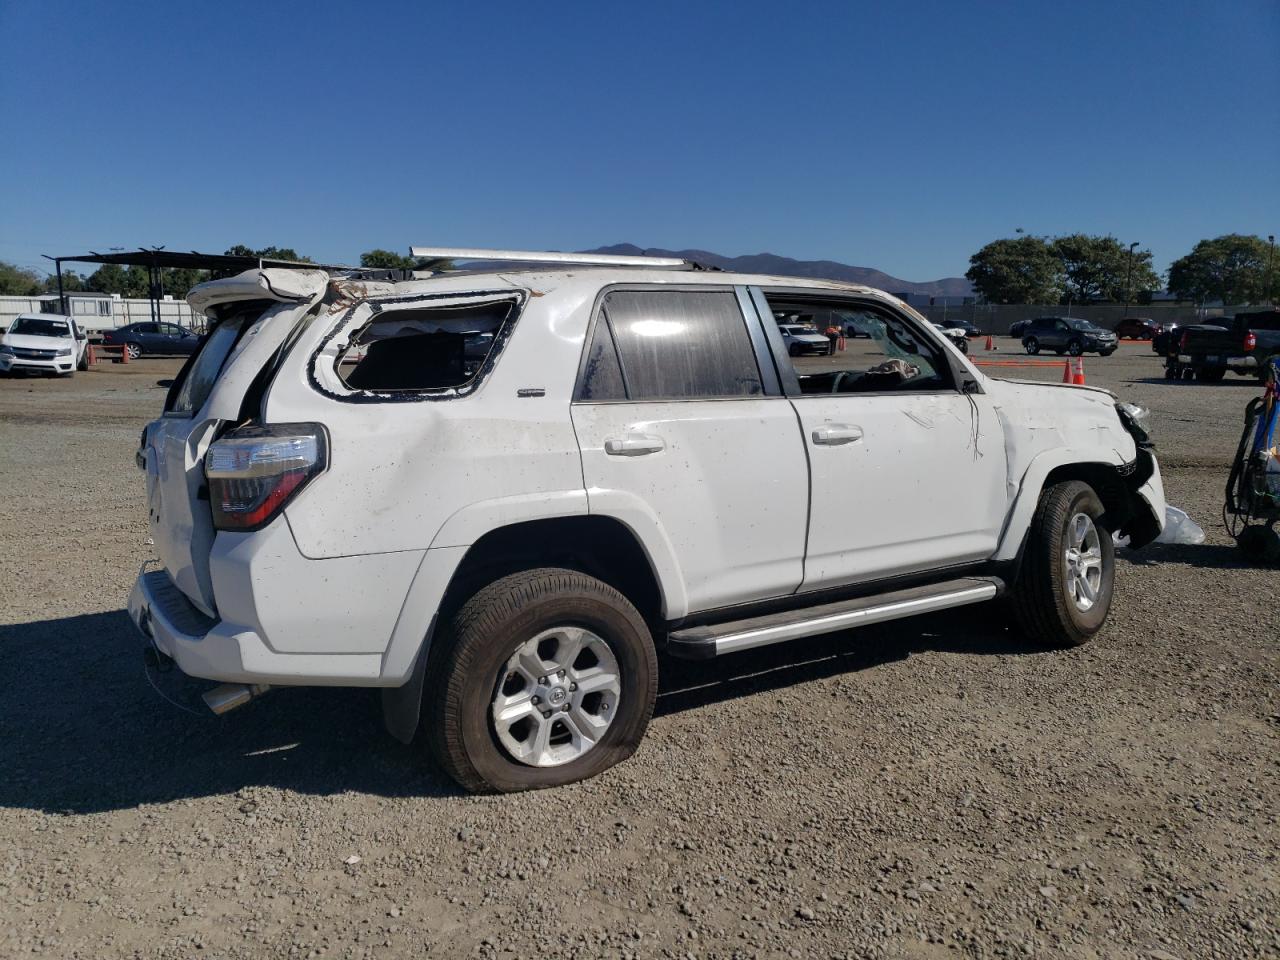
[1,0,1277,283]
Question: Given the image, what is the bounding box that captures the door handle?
[811,424,863,445]
[604,434,666,457]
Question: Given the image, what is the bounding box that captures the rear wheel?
[1011,481,1114,648]
[1024,337,1039,355]
[125,342,142,360]
[1067,340,1084,356]
[424,568,658,793]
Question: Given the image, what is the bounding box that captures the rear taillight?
[204,424,327,531]
[1244,331,1257,351]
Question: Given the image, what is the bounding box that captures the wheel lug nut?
[569,683,577,692]
[531,695,541,705]
[541,710,551,719]
[539,676,547,684]
[557,670,565,679]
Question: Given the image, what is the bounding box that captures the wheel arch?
[380,514,673,744]
[995,450,1149,565]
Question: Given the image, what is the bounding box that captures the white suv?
[129,248,1165,793]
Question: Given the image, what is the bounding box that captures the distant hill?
[587,244,973,299]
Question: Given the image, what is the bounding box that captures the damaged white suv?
[130,248,1164,793]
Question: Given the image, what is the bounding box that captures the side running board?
[666,577,1004,659]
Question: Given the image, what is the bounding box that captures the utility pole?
[1268,234,1276,306]
[1124,241,1140,317]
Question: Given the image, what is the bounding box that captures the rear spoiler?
[187,269,329,315]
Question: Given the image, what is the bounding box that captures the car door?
[571,286,809,615]
[748,287,1009,589]
[131,322,159,350]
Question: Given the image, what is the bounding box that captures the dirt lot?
[1,344,1276,960]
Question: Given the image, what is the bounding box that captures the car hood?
[2,332,72,349]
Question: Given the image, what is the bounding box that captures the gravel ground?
[1,344,1276,960]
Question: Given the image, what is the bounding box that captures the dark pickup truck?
[1168,309,1280,382]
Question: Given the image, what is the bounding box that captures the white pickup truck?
[129,248,1164,793]
[0,313,91,376]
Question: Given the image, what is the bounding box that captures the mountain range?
[587,244,973,298]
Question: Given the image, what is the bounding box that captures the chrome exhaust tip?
[202,682,271,715]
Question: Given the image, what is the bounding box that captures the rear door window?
[591,289,763,401]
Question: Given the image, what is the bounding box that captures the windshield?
[10,316,70,338]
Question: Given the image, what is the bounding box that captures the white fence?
[0,294,203,334]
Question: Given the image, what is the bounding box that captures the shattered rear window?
[336,301,515,393]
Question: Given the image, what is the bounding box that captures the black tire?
[1024,337,1039,355]
[1197,366,1226,382]
[1164,363,1178,379]
[1010,481,1115,648]
[1099,349,1116,357]
[1067,339,1084,357]
[76,351,89,372]
[788,344,800,357]
[424,568,658,793]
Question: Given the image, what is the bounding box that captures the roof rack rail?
[408,246,695,269]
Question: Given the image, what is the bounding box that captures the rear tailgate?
[1179,323,1236,359]
[143,269,328,616]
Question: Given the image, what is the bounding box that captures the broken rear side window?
[337,301,514,392]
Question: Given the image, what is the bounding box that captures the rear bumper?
[1177,354,1256,368]
[129,566,388,686]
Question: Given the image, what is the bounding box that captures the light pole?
[1268,234,1275,306]
[1124,241,1140,317]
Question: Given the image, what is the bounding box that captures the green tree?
[0,261,44,295]
[43,270,86,294]
[965,236,1062,304]
[1051,234,1160,304]
[224,244,309,263]
[360,248,417,270]
[1167,234,1278,305]
[360,249,453,272]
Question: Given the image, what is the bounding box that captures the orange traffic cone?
[984,335,995,351]
[86,344,96,365]
[1062,360,1073,383]
[1073,358,1086,385]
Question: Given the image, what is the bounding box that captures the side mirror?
[77,331,87,340]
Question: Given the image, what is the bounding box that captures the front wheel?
[424,568,658,793]
[1067,340,1084,356]
[1010,480,1114,648]
[1024,337,1039,355]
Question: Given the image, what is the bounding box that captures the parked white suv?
[129,248,1165,793]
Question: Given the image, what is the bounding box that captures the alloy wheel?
[1063,512,1103,612]
[490,626,621,767]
